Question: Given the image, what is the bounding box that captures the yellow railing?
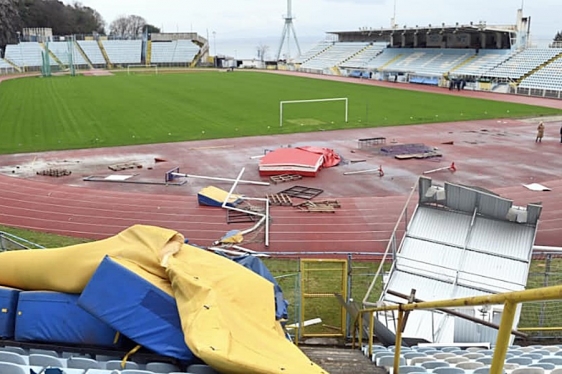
[354,284,562,374]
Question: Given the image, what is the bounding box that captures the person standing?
[560,125,562,143]
[536,121,545,142]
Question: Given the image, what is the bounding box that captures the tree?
[109,14,147,38]
[554,31,562,42]
[0,0,22,50]
[144,24,160,34]
[256,43,269,62]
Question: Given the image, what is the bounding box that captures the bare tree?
[109,14,147,38]
[256,43,269,62]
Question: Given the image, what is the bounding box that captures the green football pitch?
[0,71,559,154]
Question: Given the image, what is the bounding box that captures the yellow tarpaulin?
[0,225,327,374]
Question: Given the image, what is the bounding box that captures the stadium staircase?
[301,346,383,374]
[339,44,372,66]
[301,44,333,65]
[3,58,21,72]
[379,53,404,70]
[190,36,209,68]
[449,54,477,73]
[74,41,94,69]
[146,40,152,65]
[40,42,66,70]
[330,66,342,75]
[97,39,113,68]
[515,50,562,85]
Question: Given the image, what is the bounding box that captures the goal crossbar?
[127,64,158,75]
[279,97,348,127]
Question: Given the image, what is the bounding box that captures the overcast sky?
[66,0,559,42]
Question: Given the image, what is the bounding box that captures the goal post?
[127,64,158,75]
[279,97,348,127]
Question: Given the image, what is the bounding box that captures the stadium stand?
[519,55,562,90]
[340,42,387,68]
[293,41,332,64]
[76,41,106,66]
[0,59,14,71]
[486,48,562,80]
[300,42,370,72]
[150,40,200,64]
[377,48,473,76]
[4,42,43,68]
[46,41,89,67]
[100,40,142,65]
[429,49,513,76]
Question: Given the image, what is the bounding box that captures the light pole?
[212,31,216,56]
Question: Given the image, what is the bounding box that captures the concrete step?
[301,346,385,374]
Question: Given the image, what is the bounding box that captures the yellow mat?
[0,225,327,374]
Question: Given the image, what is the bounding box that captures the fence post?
[538,254,552,331]
[346,253,353,338]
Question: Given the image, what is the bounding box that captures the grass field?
[0,71,560,154]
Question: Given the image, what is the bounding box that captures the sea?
[212,34,330,60]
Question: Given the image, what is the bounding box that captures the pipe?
[387,290,527,338]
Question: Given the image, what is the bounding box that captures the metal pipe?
[171,172,270,186]
[387,290,527,338]
[343,168,380,175]
[393,309,405,374]
[490,301,517,374]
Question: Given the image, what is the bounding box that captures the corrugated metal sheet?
[468,217,535,260]
[527,204,542,225]
[407,207,472,247]
[398,237,529,292]
[478,193,513,220]
[445,183,478,213]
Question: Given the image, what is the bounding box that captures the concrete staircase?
[516,51,562,85]
[74,41,93,69]
[97,40,113,68]
[190,36,209,68]
[301,346,384,374]
[449,54,477,72]
[146,40,152,65]
[379,53,403,70]
[40,42,66,70]
[3,58,21,72]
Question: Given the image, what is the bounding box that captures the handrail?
[354,284,562,374]
[362,178,419,306]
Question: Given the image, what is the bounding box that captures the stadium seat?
[0,347,27,355]
[0,351,27,365]
[121,370,156,374]
[445,357,470,364]
[105,360,140,370]
[530,363,556,370]
[29,348,60,357]
[145,362,180,373]
[29,353,65,368]
[67,356,101,370]
[398,365,428,373]
[186,364,221,374]
[433,367,466,374]
[0,362,26,374]
[421,361,450,370]
[456,361,485,370]
[511,367,545,374]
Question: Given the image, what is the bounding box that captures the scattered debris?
[441,141,454,145]
[423,162,457,175]
[295,200,341,213]
[267,193,293,206]
[269,174,303,184]
[395,150,442,160]
[278,186,324,200]
[358,137,386,149]
[108,162,142,171]
[36,169,72,177]
[523,183,551,192]
[343,165,384,177]
[226,208,261,224]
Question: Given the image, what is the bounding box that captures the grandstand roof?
[329,23,516,40]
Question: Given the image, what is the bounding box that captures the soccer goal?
[127,64,159,75]
[279,98,348,127]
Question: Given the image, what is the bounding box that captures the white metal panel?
[407,207,472,247]
[445,183,478,213]
[469,217,535,260]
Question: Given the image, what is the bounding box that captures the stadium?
[0,3,562,374]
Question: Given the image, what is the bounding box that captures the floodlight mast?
[276,0,302,61]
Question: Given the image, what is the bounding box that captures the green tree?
[0,0,22,49]
[554,31,562,42]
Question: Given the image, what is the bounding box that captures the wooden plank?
[269,174,303,184]
[266,193,293,206]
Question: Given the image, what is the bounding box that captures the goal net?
[279,98,348,128]
[127,64,159,75]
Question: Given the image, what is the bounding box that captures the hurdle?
[423,162,457,175]
[167,167,270,186]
